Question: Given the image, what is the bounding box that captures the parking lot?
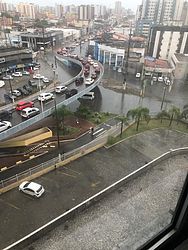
[0,128,188,249]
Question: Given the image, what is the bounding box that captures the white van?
[80,92,95,100]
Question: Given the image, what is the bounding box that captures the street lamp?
[54,98,61,162]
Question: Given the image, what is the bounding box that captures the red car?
[95,67,100,74]
[16,101,34,111]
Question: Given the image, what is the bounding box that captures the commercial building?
[147,25,188,61]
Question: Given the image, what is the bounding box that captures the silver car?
[19,181,45,198]
[0,121,12,132]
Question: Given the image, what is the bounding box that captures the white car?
[158,76,163,82]
[3,75,13,80]
[93,63,99,68]
[89,60,94,65]
[0,121,12,132]
[20,107,40,118]
[145,72,151,76]
[12,72,22,77]
[55,85,67,94]
[136,73,141,78]
[152,76,157,81]
[38,92,54,102]
[85,78,95,85]
[0,80,5,88]
[165,79,171,85]
[11,89,22,97]
[42,77,49,83]
[19,181,45,198]
[22,71,30,75]
[33,66,40,71]
[33,74,44,80]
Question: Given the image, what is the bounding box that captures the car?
[95,67,100,74]
[33,66,40,71]
[0,80,5,87]
[23,84,32,93]
[145,72,151,76]
[11,89,22,97]
[16,101,34,111]
[91,73,97,79]
[85,64,90,70]
[89,60,94,65]
[38,92,54,102]
[20,107,40,118]
[85,78,95,85]
[12,72,22,77]
[33,74,44,80]
[19,181,45,198]
[17,87,29,96]
[22,71,30,75]
[152,76,157,82]
[165,79,171,85]
[136,73,141,78]
[158,76,163,82]
[65,89,78,98]
[0,121,12,132]
[81,41,84,44]
[84,69,90,77]
[28,79,37,87]
[55,85,67,94]
[0,110,12,120]
[4,93,16,102]
[93,63,99,68]
[3,75,13,80]
[75,77,84,86]
[42,77,49,83]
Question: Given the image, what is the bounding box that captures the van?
[80,92,95,100]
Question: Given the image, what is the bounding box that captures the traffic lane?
[0,136,152,250]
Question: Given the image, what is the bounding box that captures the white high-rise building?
[16,3,36,19]
[114,1,122,15]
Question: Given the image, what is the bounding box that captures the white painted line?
[93,128,104,136]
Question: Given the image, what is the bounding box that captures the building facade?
[78,5,95,20]
[170,53,188,79]
[16,2,36,19]
[147,25,188,61]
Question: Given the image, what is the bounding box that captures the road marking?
[57,171,77,178]
[96,130,106,138]
[0,198,20,210]
[63,166,82,175]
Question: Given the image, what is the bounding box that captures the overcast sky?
[5,0,142,11]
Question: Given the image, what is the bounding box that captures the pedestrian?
[76,118,79,125]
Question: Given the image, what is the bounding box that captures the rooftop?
[145,57,172,69]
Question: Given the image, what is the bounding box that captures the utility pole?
[54,99,61,162]
[122,25,132,90]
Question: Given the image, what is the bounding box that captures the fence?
[0,121,121,191]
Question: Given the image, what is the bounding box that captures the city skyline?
[2,0,142,11]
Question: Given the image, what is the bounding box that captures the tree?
[156,110,170,123]
[115,115,128,137]
[75,105,91,119]
[168,106,181,127]
[52,105,72,131]
[127,107,150,131]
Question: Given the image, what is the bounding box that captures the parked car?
[55,85,67,94]
[42,77,49,83]
[33,74,44,80]
[23,84,32,93]
[85,64,90,70]
[95,67,100,74]
[17,87,29,96]
[3,75,13,80]
[19,181,45,198]
[16,101,34,111]
[85,78,95,86]
[145,72,151,76]
[158,76,163,82]
[21,107,40,118]
[89,60,94,65]
[93,63,99,68]
[136,73,141,78]
[0,80,5,87]
[4,93,16,102]
[0,121,12,132]
[91,73,97,79]
[33,66,40,71]
[65,89,78,98]
[38,92,54,102]
[11,89,22,97]
[22,71,30,75]
[0,110,12,120]
[152,76,157,82]
[84,69,90,77]
[28,79,37,87]
[75,77,84,86]
[12,72,22,77]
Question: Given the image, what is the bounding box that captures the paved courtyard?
[0,129,188,249]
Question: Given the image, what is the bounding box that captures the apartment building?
[16,2,36,19]
[78,5,95,20]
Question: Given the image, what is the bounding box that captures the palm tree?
[52,105,72,131]
[156,110,170,123]
[115,115,128,137]
[168,106,181,127]
[127,107,150,131]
